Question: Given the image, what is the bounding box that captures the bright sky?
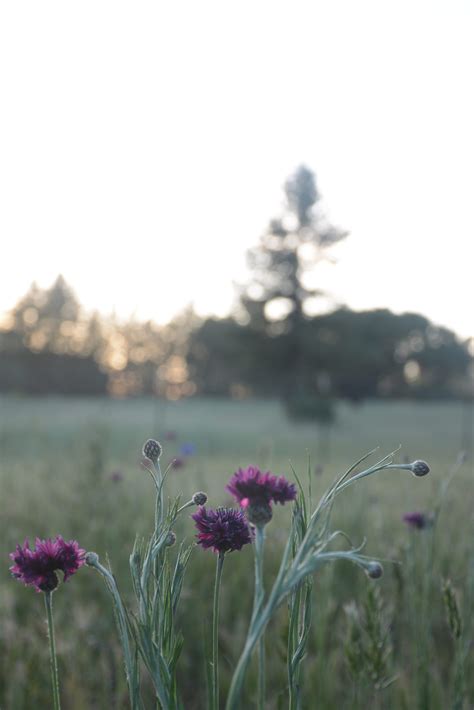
[0,1,472,338]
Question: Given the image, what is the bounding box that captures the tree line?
[0,167,471,408]
[0,275,470,404]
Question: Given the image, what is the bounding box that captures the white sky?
[0,1,473,338]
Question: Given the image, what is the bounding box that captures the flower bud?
[143,439,163,462]
[366,561,383,579]
[85,551,100,566]
[246,501,273,526]
[192,491,208,506]
[411,460,430,477]
[39,572,59,593]
[165,531,177,547]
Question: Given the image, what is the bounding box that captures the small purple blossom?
[109,470,123,483]
[227,466,297,508]
[192,507,252,554]
[180,442,197,456]
[403,511,428,530]
[172,457,186,469]
[9,536,86,593]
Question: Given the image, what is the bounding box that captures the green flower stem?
[226,545,371,710]
[154,461,164,536]
[211,552,225,710]
[453,638,466,710]
[87,555,148,710]
[335,461,412,496]
[258,636,265,710]
[176,499,195,515]
[44,592,61,710]
[226,533,293,710]
[253,525,266,710]
[292,454,404,572]
[225,600,271,710]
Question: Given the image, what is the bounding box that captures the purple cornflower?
[403,512,428,530]
[172,456,186,469]
[227,466,297,508]
[9,536,86,593]
[180,442,197,456]
[192,507,252,554]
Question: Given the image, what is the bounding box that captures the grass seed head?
[442,578,463,640]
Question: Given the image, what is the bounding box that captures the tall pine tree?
[240,165,347,334]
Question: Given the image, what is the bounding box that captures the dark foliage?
[188,308,471,402]
[0,350,107,395]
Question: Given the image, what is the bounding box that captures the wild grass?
[0,396,472,709]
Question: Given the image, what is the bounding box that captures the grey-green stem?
[211,552,225,710]
[87,555,150,709]
[254,525,266,710]
[225,531,293,710]
[44,591,61,710]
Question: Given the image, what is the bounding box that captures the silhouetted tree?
[240,165,347,334]
[239,166,347,421]
[188,318,273,397]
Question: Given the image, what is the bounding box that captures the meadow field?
[0,396,472,709]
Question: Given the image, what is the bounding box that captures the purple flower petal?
[192,507,252,554]
[9,536,85,592]
[402,512,427,530]
[227,466,296,507]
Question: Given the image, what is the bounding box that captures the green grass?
[0,396,472,709]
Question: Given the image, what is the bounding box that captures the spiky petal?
[9,536,85,593]
[227,466,297,507]
[192,507,252,554]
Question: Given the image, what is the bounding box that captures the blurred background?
[1,2,473,708]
